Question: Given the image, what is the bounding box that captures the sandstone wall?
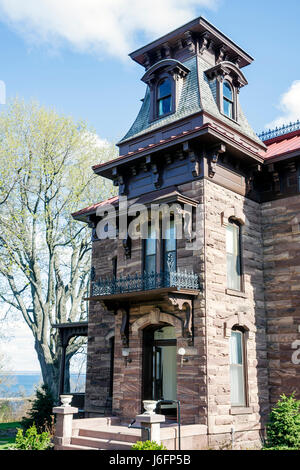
[204,179,269,449]
[262,195,300,404]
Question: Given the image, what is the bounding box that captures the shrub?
[263,446,299,451]
[14,424,52,450]
[21,384,55,433]
[132,440,167,450]
[265,393,300,449]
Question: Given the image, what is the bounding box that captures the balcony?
[89,271,200,305]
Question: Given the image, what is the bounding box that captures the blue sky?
[0,0,299,146]
[0,0,299,371]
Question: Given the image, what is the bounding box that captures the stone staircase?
[57,417,142,450]
[55,415,208,450]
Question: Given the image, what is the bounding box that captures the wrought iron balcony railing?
[91,271,200,297]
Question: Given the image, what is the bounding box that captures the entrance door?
[143,325,177,418]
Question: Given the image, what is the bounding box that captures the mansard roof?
[119,54,262,147]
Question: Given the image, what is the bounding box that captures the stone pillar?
[135,413,166,444]
[53,405,78,448]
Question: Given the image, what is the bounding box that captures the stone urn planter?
[142,400,157,415]
[60,395,73,407]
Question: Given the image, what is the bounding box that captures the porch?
[53,415,208,450]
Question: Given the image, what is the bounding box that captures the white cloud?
[0,0,218,60]
[266,80,300,129]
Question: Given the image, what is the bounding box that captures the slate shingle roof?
[119,55,263,147]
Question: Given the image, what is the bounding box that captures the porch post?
[58,330,68,396]
[135,413,165,444]
[53,404,78,448]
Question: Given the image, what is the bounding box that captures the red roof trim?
[93,122,264,172]
[71,196,119,218]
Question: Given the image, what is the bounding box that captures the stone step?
[78,426,141,443]
[71,435,135,450]
[57,443,99,450]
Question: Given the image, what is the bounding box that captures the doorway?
[142,325,177,418]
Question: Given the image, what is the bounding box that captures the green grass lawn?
[0,422,21,430]
[0,438,15,450]
[0,422,21,450]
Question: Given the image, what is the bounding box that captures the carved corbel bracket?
[169,295,193,345]
[183,31,195,53]
[199,32,210,55]
[245,164,261,195]
[112,168,126,195]
[118,308,129,347]
[162,42,171,59]
[207,143,226,178]
[286,161,297,173]
[122,233,131,259]
[268,163,281,195]
[183,142,200,177]
[143,52,151,70]
[151,162,161,188]
[143,155,151,172]
[217,45,227,64]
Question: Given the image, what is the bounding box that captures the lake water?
[0,372,86,398]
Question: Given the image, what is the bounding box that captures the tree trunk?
[34,341,61,401]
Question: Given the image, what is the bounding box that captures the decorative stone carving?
[169,296,193,344]
[118,308,129,347]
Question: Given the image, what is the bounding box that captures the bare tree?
[0,98,116,397]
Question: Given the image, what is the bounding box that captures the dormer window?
[205,61,248,124]
[141,59,190,122]
[157,78,172,117]
[223,81,233,119]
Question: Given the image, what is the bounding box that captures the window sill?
[226,289,247,298]
[149,110,175,123]
[221,112,240,125]
[230,406,253,415]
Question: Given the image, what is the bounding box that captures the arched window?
[229,328,247,406]
[223,81,234,119]
[157,78,172,117]
[226,219,242,291]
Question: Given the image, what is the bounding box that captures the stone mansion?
[56,17,300,450]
